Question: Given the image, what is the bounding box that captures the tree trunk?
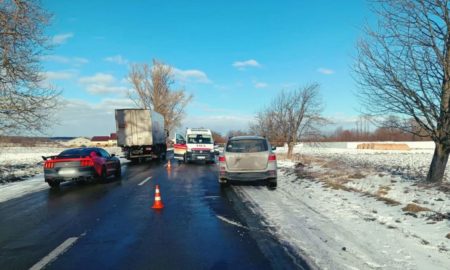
[287,143,294,159]
[426,142,449,183]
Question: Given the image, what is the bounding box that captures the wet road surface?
[0,156,306,270]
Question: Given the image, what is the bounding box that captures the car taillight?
[268,154,276,161]
[80,159,94,167]
[44,161,54,169]
[219,156,226,162]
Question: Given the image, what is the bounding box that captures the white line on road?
[29,233,85,270]
[138,176,152,186]
[216,215,249,230]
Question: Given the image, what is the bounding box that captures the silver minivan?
[218,136,277,188]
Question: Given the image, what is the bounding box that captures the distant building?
[91,136,111,147]
[63,137,91,147]
[109,133,117,146]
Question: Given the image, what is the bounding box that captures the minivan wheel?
[47,180,60,188]
[268,179,277,189]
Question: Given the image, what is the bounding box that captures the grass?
[401,203,431,213]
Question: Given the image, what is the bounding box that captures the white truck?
[115,109,167,162]
[174,128,215,163]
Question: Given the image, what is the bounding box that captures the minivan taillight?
[268,154,276,161]
[219,156,226,162]
[80,159,94,167]
[44,161,54,169]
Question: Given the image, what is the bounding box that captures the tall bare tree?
[0,0,59,135]
[355,0,450,183]
[128,59,193,134]
[250,83,325,158]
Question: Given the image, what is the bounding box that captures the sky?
[40,0,374,137]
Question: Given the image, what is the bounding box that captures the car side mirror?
[271,146,277,151]
[214,150,220,155]
[111,153,116,157]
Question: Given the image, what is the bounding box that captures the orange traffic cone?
[152,185,164,209]
[167,160,171,170]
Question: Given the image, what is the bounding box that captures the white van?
[174,128,215,163]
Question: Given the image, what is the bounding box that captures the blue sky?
[41,0,373,137]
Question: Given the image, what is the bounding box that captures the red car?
[43,147,121,188]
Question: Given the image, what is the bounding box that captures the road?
[0,156,308,270]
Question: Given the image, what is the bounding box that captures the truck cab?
[174,128,215,163]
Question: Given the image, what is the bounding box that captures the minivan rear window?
[226,139,268,153]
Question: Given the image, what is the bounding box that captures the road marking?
[138,176,152,186]
[29,233,84,270]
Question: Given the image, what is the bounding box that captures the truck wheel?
[47,180,60,188]
[267,178,277,190]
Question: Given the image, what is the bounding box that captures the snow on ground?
[235,148,450,270]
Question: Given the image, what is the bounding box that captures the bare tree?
[250,83,325,158]
[0,0,59,135]
[355,0,450,183]
[128,59,193,134]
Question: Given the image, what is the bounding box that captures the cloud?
[104,55,128,65]
[173,68,211,84]
[85,84,128,95]
[41,55,88,66]
[317,68,335,75]
[232,59,261,70]
[41,71,76,81]
[49,98,136,136]
[79,73,129,95]
[181,114,254,134]
[79,73,116,85]
[254,82,268,88]
[51,33,74,45]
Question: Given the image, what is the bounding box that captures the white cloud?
[79,73,116,85]
[86,84,128,95]
[254,82,268,88]
[41,55,88,66]
[52,33,74,45]
[78,73,129,96]
[49,98,136,136]
[173,68,211,84]
[232,59,261,70]
[317,68,335,75]
[181,114,254,134]
[41,71,76,81]
[104,55,128,65]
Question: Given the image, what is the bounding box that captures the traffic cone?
[152,185,164,209]
[167,160,171,170]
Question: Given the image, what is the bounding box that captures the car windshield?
[187,135,212,144]
[226,139,268,153]
[58,148,94,158]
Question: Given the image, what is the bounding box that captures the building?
[108,133,117,146]
[91,136,111,147]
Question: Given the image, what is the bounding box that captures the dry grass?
[402,203,431,213]
[376,185,391,196]
[446,233,450,239]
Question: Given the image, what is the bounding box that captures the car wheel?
[99,166,108,182]
[47,180,60,188]
[219,178,228,187]
[114,164,122,178]
[267,179,277,189]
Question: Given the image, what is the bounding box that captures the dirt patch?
[349,172,366,179]
[376,185,391,196]
[402,203,431,213]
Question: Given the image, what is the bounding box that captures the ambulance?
[173,128,215,163]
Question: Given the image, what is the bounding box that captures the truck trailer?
[115,109,167,162]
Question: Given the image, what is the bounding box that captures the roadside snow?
[0,174,48,203]
[235,149,450,270]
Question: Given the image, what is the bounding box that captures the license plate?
[59,168,76,175]
[197,156,205,160]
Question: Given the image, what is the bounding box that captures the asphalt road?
[0,156,308,270]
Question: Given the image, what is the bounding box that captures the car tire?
[114,164,122,178]
[47,180,60,188]
[219,178,228,187]
[99,166,108,182]
[267,179,277,189]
